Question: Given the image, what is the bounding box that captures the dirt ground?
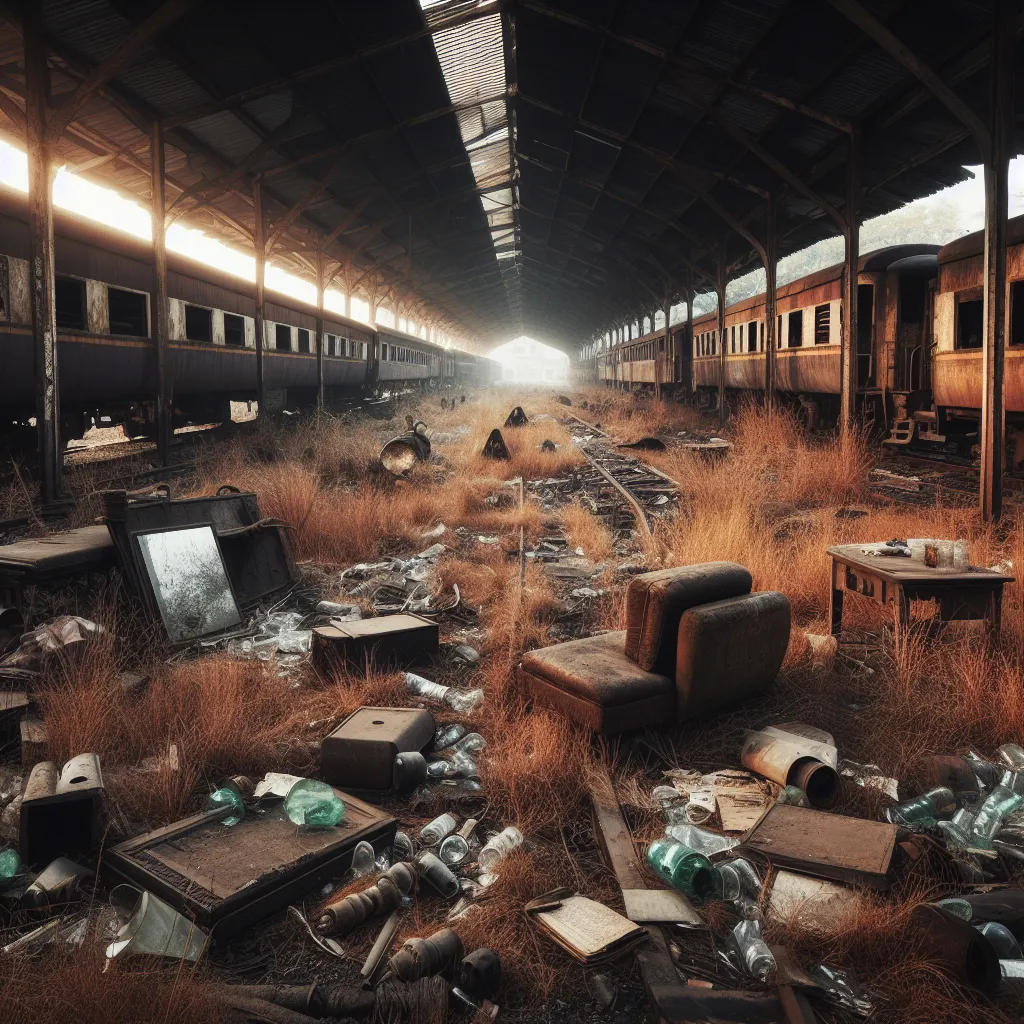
[3,386,1024,1024]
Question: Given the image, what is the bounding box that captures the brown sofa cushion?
[624,563,753,675]
[675,591,791,722]
[521,631,673,706]
[520,631,676,736]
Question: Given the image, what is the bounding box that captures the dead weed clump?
[560,500,614,561]
[0,949,228,1024]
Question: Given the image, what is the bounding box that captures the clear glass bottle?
[717,857,762,900]
[937,808,976,848]
[391,831,414,862]
[433,723,466,751]
[478,826,524,870]
[652,785,689,825]
[420,812,458,845]
[646,838,718,901]
[453,732,487,755]
[664,822,740,857]
[935,897,973,921]
[350,840,375,878]
[405,672,484,713]
[882,786,956,827]
[729,918,776,982]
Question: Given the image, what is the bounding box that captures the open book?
[525,888,647,965]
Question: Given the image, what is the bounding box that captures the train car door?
[857,283,875,387]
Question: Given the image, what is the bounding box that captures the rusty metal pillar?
[840,128,860,436]
[252,175,266,417]
[315,241,325,411]
[150,118,170,465]
[764,193,777,415]
[681,272,693,402]
[662,290,671,402]
[980,0,1014,523]
[716,247,727,428]
[25,9,60,503]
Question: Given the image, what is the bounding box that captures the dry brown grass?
[571,386,703,440]
[0,949,228,1024]
[559,500,615,561]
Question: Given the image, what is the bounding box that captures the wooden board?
[740,803,899,889]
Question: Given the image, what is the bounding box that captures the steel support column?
[253,175,266,415]
[24,9,60,503]
[764,193,777,414]
[150,119,170,465]
[980,0,1014,522]
[681,273,693,403]
[840,129,860,434]
[716,247,727,428]
[315,242,325,411]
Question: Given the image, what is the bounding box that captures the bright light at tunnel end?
[490,336,569,385]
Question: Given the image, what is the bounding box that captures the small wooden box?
[312,613,438,673]
[321,706,435,791]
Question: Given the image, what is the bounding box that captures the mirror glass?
[137,526,242,641]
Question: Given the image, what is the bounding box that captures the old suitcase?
[102,785,395,939]
[312,613,439,673]
[321,707,435,791]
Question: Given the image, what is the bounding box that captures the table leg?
[897,588,912,634]
[829,573,844,637]
[988,588,1003,649]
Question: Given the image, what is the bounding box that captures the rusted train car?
[0,186,494,442]
[592,217,1024,454]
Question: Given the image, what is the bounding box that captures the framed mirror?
[136,525,242,641]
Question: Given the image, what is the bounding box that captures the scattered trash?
[767,869,860,935]
[315,599,361,619]
[525,889,646,964]
[912,903,1000,991]
[1,615,103,671]
[482,429,511,460]
[539,440,558,452]
[617,437,666,452]
[284,778,346,827]
[406,671,484,713]
[389,927,464,980]
[417,850,461,897]
[647,837,718,901]
[728,917,776,982]
[313,613,439,673]
[380,421,431,476]
[741,722,840,808]
[478,826,523,869]
[106,884,208,962]
[504,407,528,427]
[317,862,415,937]
[556,395,572,406]
[20,753,105,866]
[322,706,434,791]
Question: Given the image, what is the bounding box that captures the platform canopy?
[0,0,1020,350]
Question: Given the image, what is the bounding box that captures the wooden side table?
[827,544,1014,645]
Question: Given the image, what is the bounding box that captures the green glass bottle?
[0,846,21,881]
[883,786,956,827]
[647,838,718,901]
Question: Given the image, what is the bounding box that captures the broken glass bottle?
[997,744,1024,771]
[664,822,740,857]
[646,838,718,902]
[283,779,345,828]
[205,786,245,826]
[937,808,977,848]
[971,775,1024,848]
[351,840,376,878]
[433,723,467,751]
[882,786,956,827]
[651,785,689,825]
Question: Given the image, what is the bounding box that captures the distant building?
[493,337,568,384]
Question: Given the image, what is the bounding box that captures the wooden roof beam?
[45,0,197,145]
[827,0,990,157]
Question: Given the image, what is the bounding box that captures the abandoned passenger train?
[0,187,500,442]
[588,215,1024,460]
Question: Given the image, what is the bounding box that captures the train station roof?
[0,0,1020,351]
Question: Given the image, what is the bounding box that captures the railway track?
[562,413,680,539]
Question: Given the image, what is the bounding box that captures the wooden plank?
[740,803,899,889]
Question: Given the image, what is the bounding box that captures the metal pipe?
[253,175,266,416]
[764,193,776,414]
[840,128,860,434]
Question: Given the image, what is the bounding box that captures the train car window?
[747,321,757,353]
[1012,282,1024,347]
[275,323,291,351]
[955,291,983,349]
[107,287,148,337]
[223,312,244,347]
[55,276,86,330]
[814,304,830,344]
[297,328,310,353]
[185,304,213,343]
[788,309,803,348]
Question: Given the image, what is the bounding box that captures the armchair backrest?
[624,562,753,678]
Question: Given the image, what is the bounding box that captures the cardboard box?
[312,613,438,673]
